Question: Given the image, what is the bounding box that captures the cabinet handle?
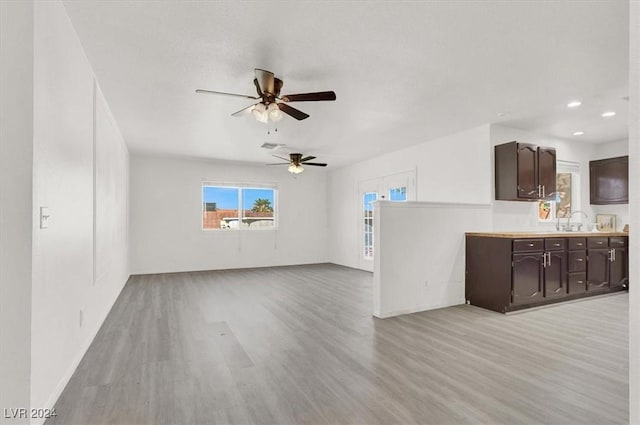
[577,258,583,262]
[528,243,534,247]
[609,249,614,262]
[613,248,616,261]
[547,252,551,266]
[577,243,583,246]
[577,280,584,284]
[542,185,545,198]
[598,241,604,245]
[554,243,560,246]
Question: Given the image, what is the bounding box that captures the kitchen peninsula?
[465,231,628,313]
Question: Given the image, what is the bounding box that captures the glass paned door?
[363,192,377,259]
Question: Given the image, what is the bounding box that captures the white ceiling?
[63,1,629,167]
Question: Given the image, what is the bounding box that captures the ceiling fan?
[196,69,336,122]
[267,153,327,174]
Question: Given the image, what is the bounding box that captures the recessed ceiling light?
[601,111,616,118]
[567,101,582,108]
[573,131,584,136]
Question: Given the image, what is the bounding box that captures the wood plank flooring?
[47,264,629,425]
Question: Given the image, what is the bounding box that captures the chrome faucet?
[565,210,588,232]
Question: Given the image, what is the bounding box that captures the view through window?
[203,184,276,230]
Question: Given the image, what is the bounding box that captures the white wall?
[30,1,130,419]
[629,2,639,422]
[0,1,34,422]
[129,155,328,274]
[373,201,491,318]
[329,124,492,270]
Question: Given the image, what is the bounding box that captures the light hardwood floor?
[48,264,629,425]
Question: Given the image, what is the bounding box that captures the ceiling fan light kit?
[196,68,336,123]
[288,164,304,174]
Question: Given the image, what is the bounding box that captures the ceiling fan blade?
[274,78,283,97]
[196,89,259,100]
[231,103,259,116]
[253,78,263,97]
[255,69,275,95]
[302,162,328,167]
[266,163,289,166]
[278,103,310,120]
[300,156,317,162]
[272,155,290,162]
[281,91,336,102]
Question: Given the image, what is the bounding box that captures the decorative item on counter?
[537,200,554,222]
[623,224,629,233]
[595,214,616,232]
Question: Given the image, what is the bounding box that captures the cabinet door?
[590,156,628,205]
[538,147,557,199]
[512,252,543,304]
[516,144,539,199]
[544,251,566,298]
[587,249,610,290]
[610,247,628,288]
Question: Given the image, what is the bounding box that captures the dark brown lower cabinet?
[587,248,610,290]
[512,252,543,304]
[610,246,628,288]
[567,243,587,295]
[544,250,567,298]
[466,234,628,313]
[568,273,587,294]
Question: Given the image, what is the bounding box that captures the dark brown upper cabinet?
[495,141,557,201]
[589,155,628,205]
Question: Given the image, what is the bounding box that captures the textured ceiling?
[63,1,629,167]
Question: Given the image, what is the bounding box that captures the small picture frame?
[596,214,617,232]
[537,200,554,222]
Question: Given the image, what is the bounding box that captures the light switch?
[40,207,50,229]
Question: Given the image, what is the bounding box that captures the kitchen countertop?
[466,231,628,238]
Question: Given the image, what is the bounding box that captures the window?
[202,184,276,230]
[389,186,407,201]
[363,192,377,258]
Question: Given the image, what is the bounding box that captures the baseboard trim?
[374,299,465,319]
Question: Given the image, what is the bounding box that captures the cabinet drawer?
[610,237,627,247]
[545,238,566,251]
[568,251,586,272]
[568,272,587,294]
[513,239,544,252]
[568,238,586,250]
[587,237,608,248]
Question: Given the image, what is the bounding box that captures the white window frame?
[201,182,278,231]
